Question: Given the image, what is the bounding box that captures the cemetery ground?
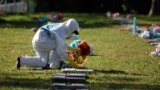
[0,13,160,90]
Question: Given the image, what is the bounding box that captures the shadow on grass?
[94,69,149,76]
[89,69,160,90]
[79,20,120,28]
[0,77,50,89]
[0,18,119,29]
[0,20,39,28]
[89,83,160,90]
[94,69,129,75]
[0,72,51,89]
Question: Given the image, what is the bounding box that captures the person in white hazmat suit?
[16,19,80,69]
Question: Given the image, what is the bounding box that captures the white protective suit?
[20,19,80,69]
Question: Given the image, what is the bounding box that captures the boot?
[16,56,21,69]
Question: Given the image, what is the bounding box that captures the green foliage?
[0,13,160,90]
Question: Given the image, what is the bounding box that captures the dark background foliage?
[33,0,159,15]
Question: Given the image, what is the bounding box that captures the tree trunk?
[148,0,155,16]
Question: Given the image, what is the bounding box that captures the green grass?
[0,13,160,90]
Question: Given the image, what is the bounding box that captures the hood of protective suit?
[63,19,80,37]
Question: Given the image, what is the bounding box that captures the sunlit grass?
[0,13,160,90]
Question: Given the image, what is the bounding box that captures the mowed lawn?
[0,13,160,90]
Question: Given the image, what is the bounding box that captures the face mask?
[72,30,79,35]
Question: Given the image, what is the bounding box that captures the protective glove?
[67,46,77,52]
[65,52,78,68]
